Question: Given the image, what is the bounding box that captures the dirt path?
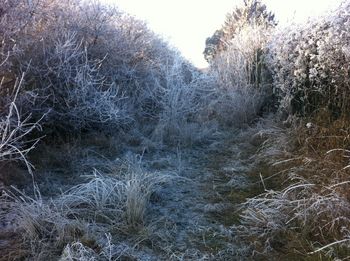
[142,129,263,260]
[0,128,264,260]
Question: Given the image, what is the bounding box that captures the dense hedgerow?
[268,1,350,119]
[0,0,218,186]
[232,1,350,259]
[0,0,207,136]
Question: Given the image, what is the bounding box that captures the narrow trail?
[0,128,264,260]
[144,129,263,260]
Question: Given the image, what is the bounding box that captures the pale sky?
[102,0,342,68]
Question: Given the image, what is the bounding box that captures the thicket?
[232,1,350,259]
[204,0,277,127]
[0,0,274,168]
[1,0,177,131]
[269,2,350,119]
[0,2,215,258]
[0,0,220,168]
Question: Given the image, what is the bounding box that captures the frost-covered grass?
[2,0,350,260]
[1,158,173,260]
[232,117,350,259]
[231,2,350,259]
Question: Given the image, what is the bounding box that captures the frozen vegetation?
[1,0,350,260]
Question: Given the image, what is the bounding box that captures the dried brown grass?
[234,115,350,259]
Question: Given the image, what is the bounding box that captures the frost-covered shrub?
[65,2,177,120]
[208,24,275,126]
[212,24,273,91]
[19,32,130,131]
[268,1,350,119]
[0,76,43,174]
[152,57,217,145]
[0,0,180,133]
[204,0,276,63]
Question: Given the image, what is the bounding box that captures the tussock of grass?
[1,187,84,260]
[60,167,171,229]
[0,158,172,260]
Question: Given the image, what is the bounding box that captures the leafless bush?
[212,25,272,91]
[28,32,131,130]
[209,85,264,127]
[0,75,43,174]
[152,57,217,145]
[206,24,274,127]
[62,1,177,121]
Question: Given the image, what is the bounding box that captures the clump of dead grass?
[0,157,172,260]
[234,116,350,259]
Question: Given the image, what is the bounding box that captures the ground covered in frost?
[0,124,268,260]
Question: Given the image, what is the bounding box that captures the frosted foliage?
[268,2,350,117]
